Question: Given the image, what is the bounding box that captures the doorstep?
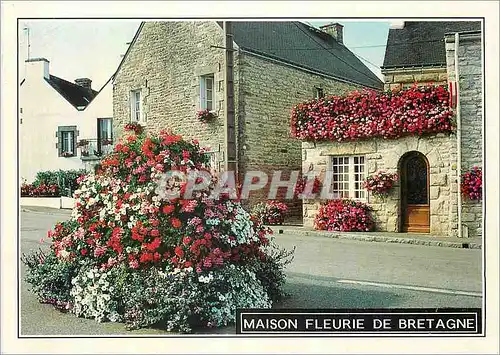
[269,226,482,250]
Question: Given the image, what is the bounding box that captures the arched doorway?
[399,151,430,233]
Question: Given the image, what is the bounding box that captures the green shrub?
[33,169,87,196]
[21,249,78,311]
[250,242,295,303]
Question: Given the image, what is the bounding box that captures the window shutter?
[57,130,62,156]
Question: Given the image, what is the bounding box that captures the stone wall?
[445,32,483,238]
[382,67,447,91]
[302,134,459,236]
[113,21,227,169]
[238,52,361,216]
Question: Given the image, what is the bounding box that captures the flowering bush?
[461,166,482,200]
[294,175,322,198]
[22,129,293,333]
[291,85,454,142]
[251,201,289,225]
[363,171,398,197]
[21,183,60,197]
[314,199,374,232]
[21,250,77,311]
[124,122,144,135]
[197,109,216,123]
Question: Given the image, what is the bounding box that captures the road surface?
[18,209,482,335]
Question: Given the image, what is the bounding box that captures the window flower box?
[197,109,216,123]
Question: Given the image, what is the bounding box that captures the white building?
[19,58,113,183]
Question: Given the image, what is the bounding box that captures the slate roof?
[231,21,383,89]
[44,75,98,110]
[382,21,482,69]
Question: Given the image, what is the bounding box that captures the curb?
[21,207,72,217]
[270,227,482,250]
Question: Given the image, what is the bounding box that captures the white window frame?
[130,89,143,122]
[329,155,366,200]
[203,151,219,172]
[315,87,325,99]
[200,75,215,111]
[61,131,74,154]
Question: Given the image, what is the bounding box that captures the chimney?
[25,58,49,80]
[75,78,92,90]
[320,23,344,44]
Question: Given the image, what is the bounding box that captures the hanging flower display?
[363,171,399,197]
[197,109,216,123]
[290,84,454,142]
[124,122,144,135]
[461,166,482,200]
[314,199,374,232]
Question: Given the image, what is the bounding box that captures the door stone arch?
[399,151,430,233]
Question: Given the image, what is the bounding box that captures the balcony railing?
[77,138,114,160]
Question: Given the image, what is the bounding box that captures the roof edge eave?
[240,47,383,91]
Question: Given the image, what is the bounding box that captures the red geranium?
[461,166,482,200]
[291,84,454,142]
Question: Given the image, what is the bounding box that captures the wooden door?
[401,152,430,233]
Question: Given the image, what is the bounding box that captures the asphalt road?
[18,209,482,336]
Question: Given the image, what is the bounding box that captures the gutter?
[454,32,463,238]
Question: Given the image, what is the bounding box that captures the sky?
[18,20,390,89]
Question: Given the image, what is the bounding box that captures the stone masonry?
[382,67,448,91]
[237,53,360,214]
[445,32,483,238]
[302,31,482,238]
[113,22,227,168]
[302,134,457,236]
[113,21,371,218]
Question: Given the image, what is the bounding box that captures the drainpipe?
[455,32,462,238]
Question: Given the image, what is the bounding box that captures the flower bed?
[363,171,398,197]
[21,183,60,197]
[22,129,293,333]
[291,85,454,142]
[314,199,374,232]
[461,166,482,200]
[251,201,289,225]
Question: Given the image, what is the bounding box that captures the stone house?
[112,21,383,214]
[302,21,482,238]
[381,21,481,90]
[19,58,114,183]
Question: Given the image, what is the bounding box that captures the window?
[204,152,219,172]
[315,87,325,99]
[98,118,113,153]
[57,126,77,157]
[200,75,214,111]
[131,90,142,122]
[330,155,366,200]
[98,118,113,140]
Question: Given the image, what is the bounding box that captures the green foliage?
[21,249,78,310]
[33,169,87,196]
[250,242,295,303]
